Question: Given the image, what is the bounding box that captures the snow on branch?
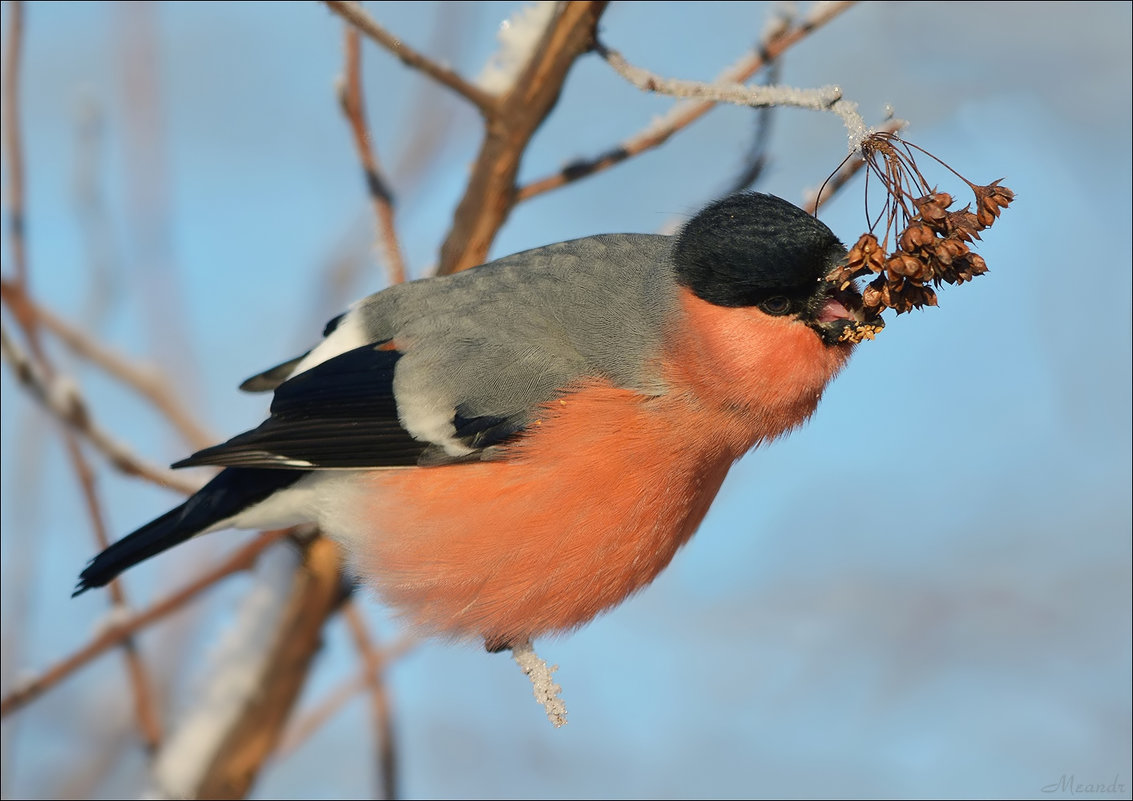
[512,640,567,728]
[476,2,558,95]
[147,542,302,799]
[596,41,872,153]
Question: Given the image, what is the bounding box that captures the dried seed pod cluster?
[825,133,1014,343]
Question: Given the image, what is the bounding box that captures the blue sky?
[2,2,1130,798]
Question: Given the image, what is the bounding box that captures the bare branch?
[324,0,495,113]
[275,631,414,763]
[190,536,347,799]
[3,3,164,750]
[2,277,215,450]
[343,600,400,800]
[803,117,907,213]
[2,1,27,288]
[63,430,164,750]
[277,671,368,756]
[437,1,608,274]
[1,530,291,718]
[516,1,855,201]
[339,26,408,286]
[722,59,781,195]
[0,320,202,495]
[597,42,870,152]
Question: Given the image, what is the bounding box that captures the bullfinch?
[75,192,868,651]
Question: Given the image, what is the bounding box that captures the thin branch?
[0,530,291,718]
[597,42,869,153]
[324,0,495,114]
[722,59,781,195]
[2,1,27,288]
[1,277,214,450]
[276,670,367,757]
[340,25,408,286]
[437,1,608,274]
[511,640,566,728]
[64,431,164,750]
[275,631,414,759]
[516,0,855,201]
[803,117,907,214]
[3,3,163,751]
[342,600,400,800]
[0,320,201,495]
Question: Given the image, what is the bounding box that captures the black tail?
[74,468,306,596]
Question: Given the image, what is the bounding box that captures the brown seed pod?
[900,222,936,252]
[820,133,1011,334]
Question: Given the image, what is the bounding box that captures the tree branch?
[324,0,495,113]
[1,530,290,718]
[3,3,164,750]
[339,25,408,286]
[1,277,215,450]
[515,0,855,201]
[803,117,907,213]
[436,1,608,275]
[0,321,201,495]
[189,536,347,799]
[597,41,870,153]
[343,601,401,800]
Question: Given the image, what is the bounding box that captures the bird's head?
[671,192,873,347]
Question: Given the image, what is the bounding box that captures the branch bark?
[436,2,608,275]
[191,536,347,800]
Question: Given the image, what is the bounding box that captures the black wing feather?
[239,354,308,392]
[178,344,424,469]
[176,343,527,470]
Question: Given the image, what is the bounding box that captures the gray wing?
[181,234,676,471]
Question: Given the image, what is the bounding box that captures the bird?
[75,192,869,652]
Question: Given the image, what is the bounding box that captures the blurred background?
[1,2,1130,798]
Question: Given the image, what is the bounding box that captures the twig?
[64,431,164,750]
[339,26,408,286]
[275,631,414,761]
[597,42,870,153]
[324,0,495,114]
[803,118,907,213]
[436,1,608,274]
[516,1,855,201]
[0,530,291,718]
[0,321,201,495]
[2,1,27,290]
[723,59,781,195]
[1,277,214,450]
[342,600,400,800]
[3,4,163,751]
[511,640,566,728]
[2,6,33,791]
[276,670,366,757]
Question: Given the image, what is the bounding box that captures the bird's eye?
[759,296,792,316]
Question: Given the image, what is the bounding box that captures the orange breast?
[340,288,853,648]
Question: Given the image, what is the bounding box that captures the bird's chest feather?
[328,293,850,647]
[327,383,729,647]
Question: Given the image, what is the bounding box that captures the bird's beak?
[808,282,883,346]
[817,295,856,324]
